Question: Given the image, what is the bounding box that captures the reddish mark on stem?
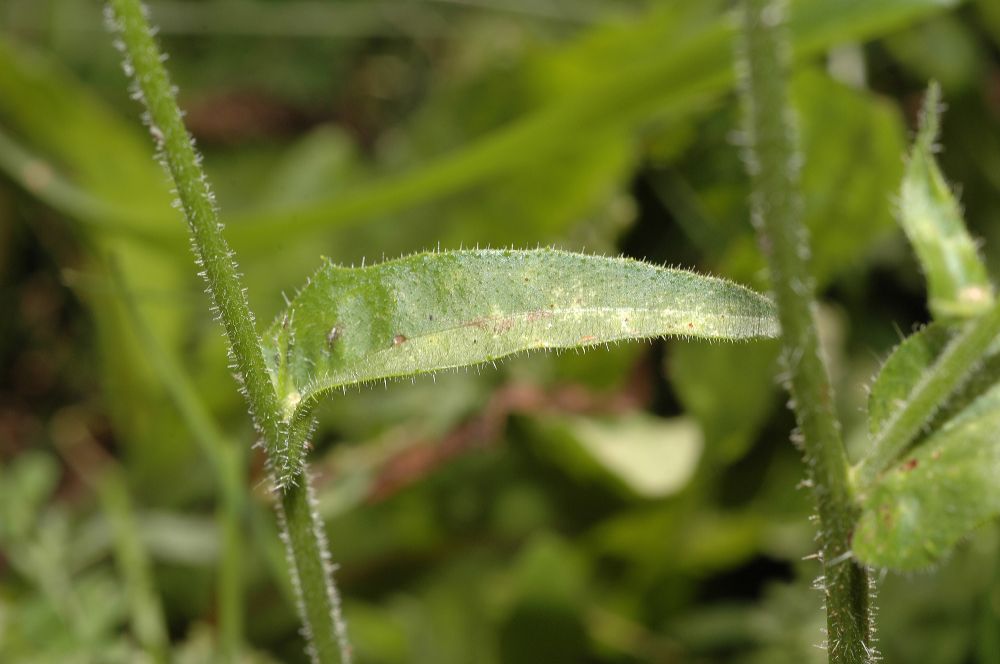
[901,458,919,472]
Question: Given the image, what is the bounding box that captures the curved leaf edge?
[277,248,779,422]
[866,321,1000,448]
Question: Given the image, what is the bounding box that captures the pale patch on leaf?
[563,414,703,498]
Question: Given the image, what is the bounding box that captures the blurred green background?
[2,0,1000,661]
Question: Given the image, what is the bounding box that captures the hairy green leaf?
[265,249,778,421]
[867,322,1000,444]
[899,82,994,322]
[854,383,1000,570]
[868,324,952,439]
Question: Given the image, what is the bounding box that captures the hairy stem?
[105,1,350,661]
[105,0,282,455]
[737,1,874,661]
[278,477,352,663]
[857,301,1000,487]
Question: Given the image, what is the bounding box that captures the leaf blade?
[867,323,952,440]
[266,249,778,415]
[854,383,1000,570]
[899,82,994,322]
[867,322,1000,444]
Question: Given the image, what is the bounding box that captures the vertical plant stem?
[105,2,350,662]
[737,1,874,661]
[278,478,352,663]
[105,0,283,455]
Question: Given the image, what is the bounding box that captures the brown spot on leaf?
[24,160,53,192]
[326,326,340,346]
[902,458,919,472]
[463,310,553,335]
[525,310,553,323]
[393,334,408,346]
[880,504,893,528]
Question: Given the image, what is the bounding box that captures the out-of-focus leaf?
[854,383,1000,570]
[224,0,959,253]
[899,82,994,322]
[0,39,175,224]
[884,15,984,93]
[0,38,207,496]
[670,339,779,463]
[266,249,778,420]
[0,451,59,541]
[254,126,361,211]
[339,603,409,664]
[527,413,702,499]
[96,473,169,659]
[670,582,825,664]
[500,534,590,664]
[795,69,906,284]
[979,0,1000,47]
[664,68,905,289]
[877,525,997,664]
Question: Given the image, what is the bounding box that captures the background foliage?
[2,0,1000,661]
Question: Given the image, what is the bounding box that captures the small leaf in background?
[883,15,984,94]
[877,524,998,664]
[980,0,1000,48]
[853,383,1000,570]
[526,413,702,499]
[898,82,994,322]
[656,68,906,290]
[266,248,779,415]
[795,68,906,285]
[0,451,59,541]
